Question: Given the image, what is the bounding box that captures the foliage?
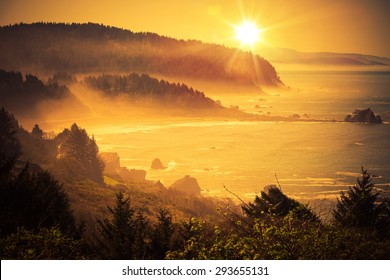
[0,70,71,117]
[167,212,390,260]
[0,227,86,259]
[242,185,319,222]
[84,73,219,109]
[56,123,104,184]
[149,209,175,259]
[0,163,79,238]
[0,107,21,174]
[96,192,146,259]
[333,168,390,235]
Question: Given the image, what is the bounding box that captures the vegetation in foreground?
[1,107,390,259]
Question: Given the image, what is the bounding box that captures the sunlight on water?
[92,120,390,199]
[41,71,390,200]
[87,71,390,199]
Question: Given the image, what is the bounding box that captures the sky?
[1,0,389,57]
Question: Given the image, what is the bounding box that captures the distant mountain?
[259,47,390,67]
[0,22,283,87]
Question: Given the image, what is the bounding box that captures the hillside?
[0,22,283,87]
[84,73,220,109]
[0,69,249,121]
[0,70,87,118]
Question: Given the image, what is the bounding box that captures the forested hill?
[0,22,283,87]
[0,70,86,117]
[84,73,220,109]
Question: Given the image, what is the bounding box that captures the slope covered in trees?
[0,70,87,118]
[0,23,283,87]
[84,73,221,109]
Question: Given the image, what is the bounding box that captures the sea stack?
[170,175,201,196]
[151,158,165,170]
[344,108,382,124]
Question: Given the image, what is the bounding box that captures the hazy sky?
[1,0,389,57]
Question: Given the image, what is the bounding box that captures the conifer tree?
[31,124,44,138]
[150,209,174,259]
[333,168,379,228]
[59,123,104,183]
[0,107,21,174]
[97,192,137,259]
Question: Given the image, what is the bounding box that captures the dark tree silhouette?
[0,164,79,238]
[31,124,44,138]
[58,123,104,183]
[97,192,138,259]
[333,168,388,231]
[0,70,72,117]
[0,107,21,173]
[150,209,175,259]
[242,185,319,222]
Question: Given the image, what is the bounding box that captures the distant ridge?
[259,47,390,67]
[0,22,283,87]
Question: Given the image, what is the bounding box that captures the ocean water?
[92,71,390,199]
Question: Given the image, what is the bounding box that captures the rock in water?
[344,108,382,123]
[151,158,165,170]
[170,175,201,195]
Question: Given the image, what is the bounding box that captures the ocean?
[91,70,390,200]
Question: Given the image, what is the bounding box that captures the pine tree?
[31,124,44,138]
[0,107,21,174]
[97,192,137,259]
[150,209,174,259]
[333,168,379,228]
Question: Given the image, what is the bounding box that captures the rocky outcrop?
[170,175,201,196]
[117,168,146,182]
[100,152,120,174]
[100,152,146,182]
[151,158,165,170]
[344,108,382,124]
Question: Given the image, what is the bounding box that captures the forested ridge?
[84,73,220,108]
[1,107,390,260]
[0,69,231,119]
[0,22,283,87]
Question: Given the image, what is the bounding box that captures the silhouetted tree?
[333,168,389,232]
[97,192,138,259]
[150,209,174,259]
[31,124,44,138]
[0,163,79,238]
[59,123,104,183]
[242,185,319,222]
[0,107,21,174]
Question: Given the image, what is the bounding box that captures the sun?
[234,20,261,47]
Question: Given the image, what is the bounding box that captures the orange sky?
[1,0,389,57]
